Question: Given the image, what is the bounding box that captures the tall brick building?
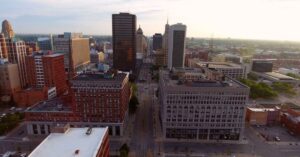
[26,51,67,95]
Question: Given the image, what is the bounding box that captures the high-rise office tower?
[153,33,163,51]
[167,23,186,69]
[53,32,90,79]
[26,51,67,95]
[112,13,136,71]
[1,20,15,39]
[7,39,28,88]
[0,33,8,58]
[162,21,170,66]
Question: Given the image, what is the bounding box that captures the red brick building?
[13,87,49,107]
[70,72,130,124]
[25,72,130,136]
[281,109,300,135]
[26,51,67,95]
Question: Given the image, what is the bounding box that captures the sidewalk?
[162,152,261,157]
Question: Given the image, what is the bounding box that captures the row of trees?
[286,73,300,80]
[240,79,296,99]
[272,82,296,95]
[240,79,278,99]
[128,83,139,115]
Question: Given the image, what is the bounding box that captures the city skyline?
[1,0,300,41]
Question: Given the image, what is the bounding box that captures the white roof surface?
[28,127,108,157]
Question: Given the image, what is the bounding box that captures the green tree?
[247,73,258,81]
[119,143,130,157]
[130,83,138,96]
[272,82,296,95]
[129,95,139,115]
[239,79,278,99]
[286,73,300,79]
[0,113,24,135]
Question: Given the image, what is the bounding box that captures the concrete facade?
[159,68,249,141]
[53,32,90,79]
[7,39,28,88]
[190,61,247,79]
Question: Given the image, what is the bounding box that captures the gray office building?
[159,68,249,141]
[252,59,273,72]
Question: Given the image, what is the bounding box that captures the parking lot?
[253,125,300,142]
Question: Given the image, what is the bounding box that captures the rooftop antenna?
[167,17,169,25]
[209,33,214,53]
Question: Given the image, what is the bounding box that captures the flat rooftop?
[248,107,277,112]
[73,72,127,82]
[28,127,108,157]
[196,62,242,69]
[265,72,295,80]
[161,68,247,88]
[26,98,72,112]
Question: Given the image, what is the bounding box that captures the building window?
[33,124,38,134]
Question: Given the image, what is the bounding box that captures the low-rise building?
[90,50,105,64]
[251,59,273,72]
[246,107,280,126]
[14,87,56,107]
[251,71,299,86]
[281,109,300,136]
[154,50,166,66]
[28,125,109,157]
[159,68,249,141]
[188,60,246,79]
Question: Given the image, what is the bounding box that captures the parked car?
[9,107,16,111]
[274,136,281,141]
[0,113,7,118]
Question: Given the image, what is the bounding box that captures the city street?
[0,122,42,155]
[129,63,156,156]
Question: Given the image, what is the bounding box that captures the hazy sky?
[1,0,300,41]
